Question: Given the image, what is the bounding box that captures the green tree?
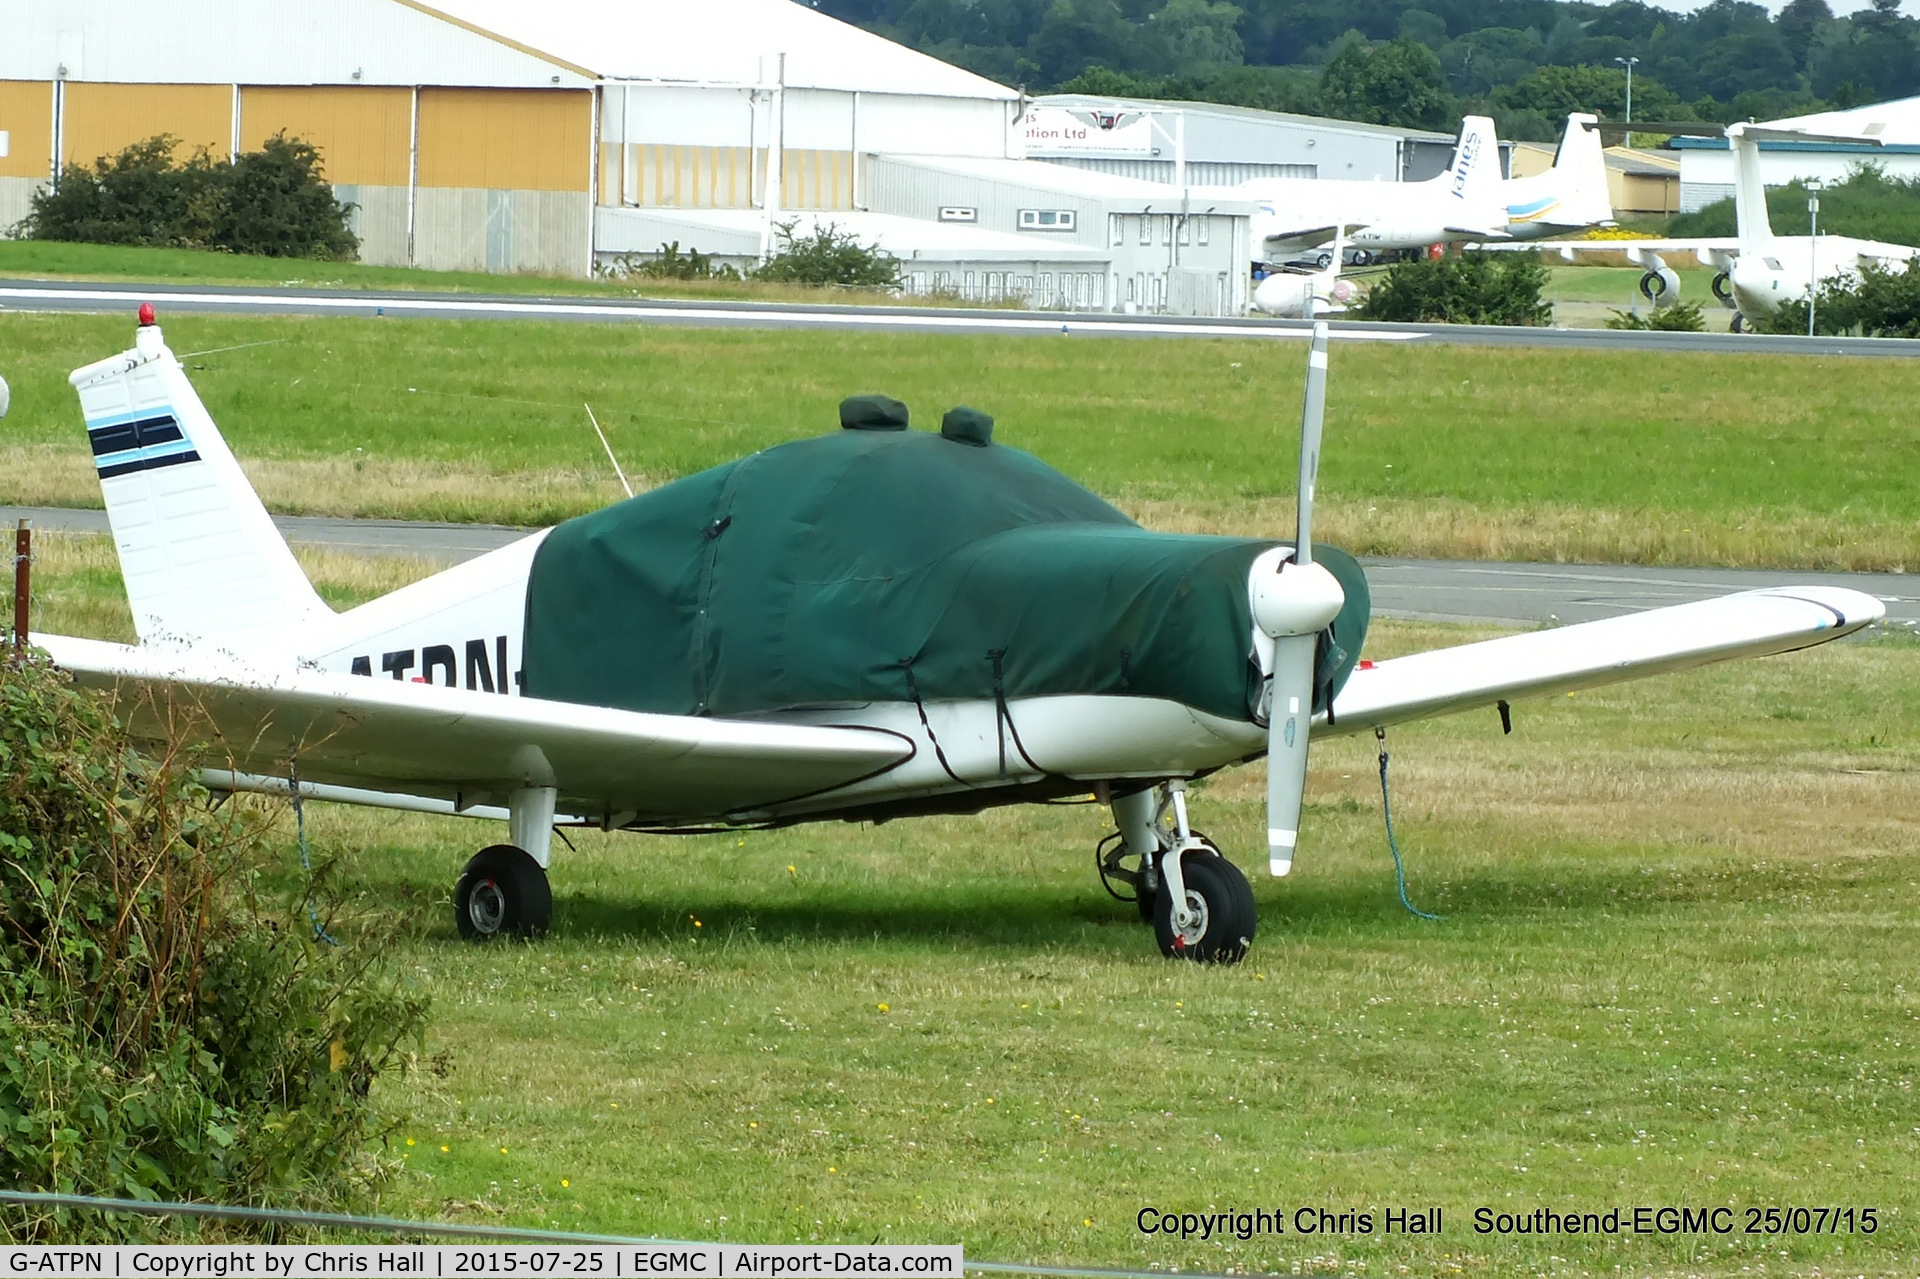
[1156,0,1247,71]
[1032,0,1141,84]
[1777,0,1835,70]
[1354,251,1552,325]
[1492,62,1681,118]
[1316,36,1454,128]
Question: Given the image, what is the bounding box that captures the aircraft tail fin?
[68,311,331,650]
[1550,113,1614,226]
[1442,115,1508,236]
[1729,125,1774,255]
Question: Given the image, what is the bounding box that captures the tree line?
[806,0,1920,139]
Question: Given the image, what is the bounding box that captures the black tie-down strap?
[898,657,967,786]
[988,649,1044,777]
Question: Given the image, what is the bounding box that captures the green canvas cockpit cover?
[522,424,1369,723]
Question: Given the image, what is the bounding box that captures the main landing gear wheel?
[1153,848,1256,964]
[454,844,552,941]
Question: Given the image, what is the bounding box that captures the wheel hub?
[1171,889,1210,947]
[468,877,507,935]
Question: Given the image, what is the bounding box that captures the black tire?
[1314,251,1333,269]
[1730,311,1748,334]
[454,844,552,941]
[1152,850,1256,963]
[1638,270,1668,303]
[1711,271,1735,306]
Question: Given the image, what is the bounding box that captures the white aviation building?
[0,0,1260,313]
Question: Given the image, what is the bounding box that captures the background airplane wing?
[37,634,915,825]
[1323,587,1882,734]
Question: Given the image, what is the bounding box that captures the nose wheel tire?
[454,844,552,941]
[1153,850,1256,964]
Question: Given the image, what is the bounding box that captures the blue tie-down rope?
[288,764,341,947]
[1375,726,1442,921]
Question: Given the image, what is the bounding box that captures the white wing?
[39,634,914,825]
[1324,587,1882,734]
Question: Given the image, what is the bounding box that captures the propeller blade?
[1266,631,1317,876]
[1296,321,1329,562]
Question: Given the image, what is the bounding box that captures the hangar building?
[1025,96,1464,185]
[1673,95,1920,213]
[0,0,1024,275]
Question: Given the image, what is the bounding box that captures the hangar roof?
[416,0,1019,99]
[1757,94,1920,146]
[1,0,1016,100]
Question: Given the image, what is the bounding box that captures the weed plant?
[0,655,428,1238]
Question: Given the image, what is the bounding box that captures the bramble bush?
[0,655,427,1240]
[1605,298,1708,331]
[1352,251,1552,326]
[19,134,357,260]
[1758,258,1920,337]
[753,221,903,288]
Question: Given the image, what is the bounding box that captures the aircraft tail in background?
[1498,114,1615,237]
[1728,123,1776,256]
[1441,115,1509,237]
[68,309,331,651]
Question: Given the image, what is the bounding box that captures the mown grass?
[0,239,985,308]
[5,311,1920,569]
[28,534,1920,1274]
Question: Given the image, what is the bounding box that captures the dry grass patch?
[26,531,441,643]
[1127,494,1920,571]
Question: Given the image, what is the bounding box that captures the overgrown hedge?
[1353,251,1552,326]
[1758,257,1920,337]
[0,656,426,1239]
[18,134,358,260]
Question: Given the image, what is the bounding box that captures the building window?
[1196,215,1210,246]
[939,206,977,223]
[1109,213,1124,247]
[1161,215,1173,246]
[1177,216,1191,246]
[1138,215,1152,246]
[1019,209,1076,231]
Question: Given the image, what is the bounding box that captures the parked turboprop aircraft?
[1539,122,1913,328]
[30,311,1883,962]
[1252,226,1356,317]
[1224,116,1509,263]
[1501,113,1615,240]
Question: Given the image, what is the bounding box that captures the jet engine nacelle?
[1251,272,1353,318]
[1638,264,1680,309]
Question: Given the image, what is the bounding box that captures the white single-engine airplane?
[30,311,1883,962]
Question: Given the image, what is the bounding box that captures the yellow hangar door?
[0,81,54,231]
[61,83,232,167]
[240,85,414,266]
[414,87,593,276]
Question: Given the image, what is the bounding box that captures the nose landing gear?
[1100,781,1257,963]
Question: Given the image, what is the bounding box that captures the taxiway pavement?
[10,505,1911,630]
[5,278,1918,357]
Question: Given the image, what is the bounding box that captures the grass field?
[25,532,1920,1274]
[0,240,974,308]
[5,310,1920,569]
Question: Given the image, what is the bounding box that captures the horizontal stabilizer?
[38,634,915,825]
[1325,587,1882,734]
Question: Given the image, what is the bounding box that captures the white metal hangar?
[1025,96,1463,186]
[0,0,1024,275]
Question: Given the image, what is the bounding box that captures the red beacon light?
[137,302,156,326]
